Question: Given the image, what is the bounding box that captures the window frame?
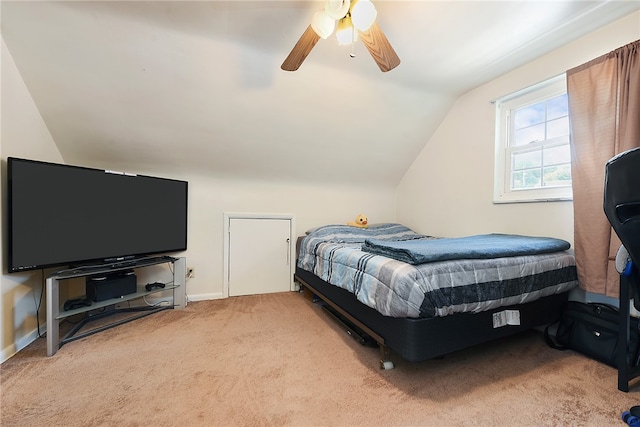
[493,74,573,204]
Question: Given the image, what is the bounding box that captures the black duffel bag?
[545,301,640,368]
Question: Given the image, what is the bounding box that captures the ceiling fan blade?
[281,25,321,72]
[359,22,400,72]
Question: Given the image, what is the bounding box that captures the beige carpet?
[1,292,638,426]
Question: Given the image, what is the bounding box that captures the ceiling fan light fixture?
[350,0,377,31]
[311,10,335,39]
[324,0,351,20]
[281,0,399,72]
[336,15,357,45]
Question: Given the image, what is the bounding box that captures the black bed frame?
[295,267,569,368]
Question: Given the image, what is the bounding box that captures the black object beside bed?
[294,223,578,368]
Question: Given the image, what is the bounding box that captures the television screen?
[7,157,188,273]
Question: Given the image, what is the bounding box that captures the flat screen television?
[7,157,188,273]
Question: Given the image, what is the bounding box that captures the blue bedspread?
[362,233,571,265]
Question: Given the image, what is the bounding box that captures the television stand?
[46,256,186,356]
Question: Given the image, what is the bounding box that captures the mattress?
[298,223,579,318]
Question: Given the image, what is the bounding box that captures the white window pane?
[514,124,545,146]
[513,150,541,170]
[512,169,542,190]
[543,164,572,187]
[546,94,568,121]
[543,144,571,166]
[495,74,573,203]
[514,102,545,130]
[547,117,569,139]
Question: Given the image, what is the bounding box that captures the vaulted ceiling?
[2,1,638,186]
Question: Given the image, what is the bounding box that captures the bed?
[294,223,578,368]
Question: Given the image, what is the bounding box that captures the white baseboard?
[187,292,225,302]
[1,324,46,364]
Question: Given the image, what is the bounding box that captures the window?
[494,75,573,203]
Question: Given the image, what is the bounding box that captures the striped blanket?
[297,224,578,318]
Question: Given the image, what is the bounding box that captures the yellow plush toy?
[347,214,369,228]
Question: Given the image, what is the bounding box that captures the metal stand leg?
[173,257,187,309]
[46,277,60,357]
[60,306,171,347]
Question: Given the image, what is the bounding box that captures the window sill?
[493,195,573,204]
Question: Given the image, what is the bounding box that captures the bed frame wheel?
[380,360,394,370]
[379,345,394,370]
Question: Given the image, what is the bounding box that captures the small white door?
[228,217,292,296]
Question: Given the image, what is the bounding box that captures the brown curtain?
[568,40,640,297]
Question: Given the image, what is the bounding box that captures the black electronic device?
[7,157,188,273]
[145,282,166,291]
[86,270,137,302]
[64,298,92,311]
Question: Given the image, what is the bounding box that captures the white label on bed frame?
[505,309,521,325]
[493,311,507,328]
[492,310,521,328]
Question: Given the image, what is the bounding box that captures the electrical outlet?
[187,267,195,279]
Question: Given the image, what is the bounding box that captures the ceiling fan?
[281,0,400,72]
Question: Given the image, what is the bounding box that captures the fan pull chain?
[350,29,356,58]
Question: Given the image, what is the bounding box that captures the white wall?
[1,38,65,361]
[397,12,640,245]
